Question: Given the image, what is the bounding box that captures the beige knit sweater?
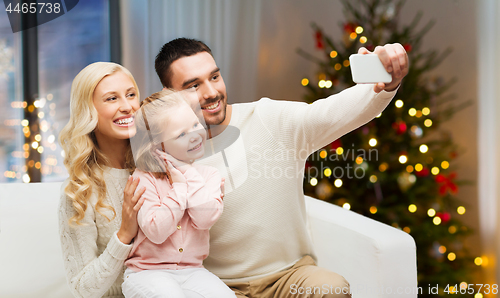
[197,84,396,282]
[59,167,132,298]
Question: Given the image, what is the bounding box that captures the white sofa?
[0,182,417,298]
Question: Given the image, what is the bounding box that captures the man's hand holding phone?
[350,43,409,93]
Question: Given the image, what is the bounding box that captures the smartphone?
[349,54,392,84]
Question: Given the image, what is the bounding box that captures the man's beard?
[203,93,227,126]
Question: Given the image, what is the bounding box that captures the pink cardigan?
[125,164,223,271]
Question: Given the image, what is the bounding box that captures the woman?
[59,62,146,298]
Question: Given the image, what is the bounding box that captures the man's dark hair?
[155,38,213,88]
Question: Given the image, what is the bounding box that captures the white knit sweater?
[197,84,396,282]
[59,167,132,298]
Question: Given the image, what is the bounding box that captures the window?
[0,13,22,183]
[0,0,112,183]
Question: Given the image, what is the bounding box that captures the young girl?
[123,90,235,298]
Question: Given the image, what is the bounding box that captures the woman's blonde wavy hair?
[131,89,188,180]
[59,62,139,226]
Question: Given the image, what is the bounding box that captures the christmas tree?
[298,0,478,296]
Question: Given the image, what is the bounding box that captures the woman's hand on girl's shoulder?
[117,176,146,245]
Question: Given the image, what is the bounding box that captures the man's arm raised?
[255,43,409,158]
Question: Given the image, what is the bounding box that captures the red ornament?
[392,121,407,134]
[435,174,446,183]
[329,139,342,152]
[398,122,407,134]
[343,22,357,33]
[315,30,324,49]
[449,151,458,159]
[435,173,458,195]
[415,167,429,177]
[403,43,412,53]
[436,212,451,223]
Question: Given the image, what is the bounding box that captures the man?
[155,38,408,298]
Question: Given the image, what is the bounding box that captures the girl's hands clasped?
[155,149,192,174]
[154,149,225,200]
[117,176,146,245]
[155,149,190,183]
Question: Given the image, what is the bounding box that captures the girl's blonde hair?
[59,62,139,226]
[131,89,188,180]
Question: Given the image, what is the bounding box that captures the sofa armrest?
[305,196,418,298]
[0,182,71,298]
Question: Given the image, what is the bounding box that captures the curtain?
[120,0,262,104]
[477,0,500,285]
